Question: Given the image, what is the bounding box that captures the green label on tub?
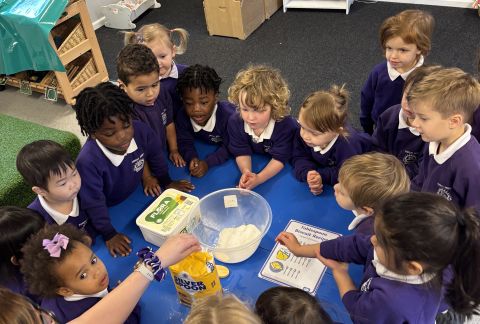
[145,197,178,224]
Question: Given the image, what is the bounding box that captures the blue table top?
[92,142,362,323]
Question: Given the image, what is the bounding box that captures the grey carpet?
[95,0,480,128]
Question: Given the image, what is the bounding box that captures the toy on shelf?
[102,0,160,30]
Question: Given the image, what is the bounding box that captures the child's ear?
[32,186,48,196]
[117,80,126,91]
[448,114,463,129]
[10,256,19,266]
[172,45,177,58]
[56,287,75,297]
[406,261,423,275]
[360,206,374,216]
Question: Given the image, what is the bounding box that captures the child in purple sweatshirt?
[360,10,434,134]
[176,64,235,177]
[277,192,480,323]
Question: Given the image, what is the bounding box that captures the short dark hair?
[177,64,222,96]
[20,224,90,297]
[376,192,480,315]
[116,44,159,84]
[16,140,75,189]
[255,286,333,324]
[0,206,44,285]
[73,82,133,136]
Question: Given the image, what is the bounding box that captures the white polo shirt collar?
[429,124,471,164]
[348,210,371,231]
[191,104,217,132]
[38,195,79,225]
[387,55,424,81]
[244,119,275,143]
[313,134,339,154]
[64,288,108,301]
[96,138,138,167]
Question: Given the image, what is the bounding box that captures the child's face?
[239,92,272,132]
[147,40,176,78]
[400,85,415,120]
[410,100,451,143]
[182,88,218,126]
[333,181,356,211]
[121,71,160,106]
[385,36,421,74]
[298,110,338,148]
[56,242,109,296]
[93,116,134,155]
[41,166,81,203]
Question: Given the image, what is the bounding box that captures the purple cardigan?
[321,234,447,323]
[76,121,172,240]
[227,114,298,164]
[360,62,405,134]
[291,125,372,185]
[161,63,187,118]
[176,100,235,167]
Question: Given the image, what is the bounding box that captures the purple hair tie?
[42,233,69,258]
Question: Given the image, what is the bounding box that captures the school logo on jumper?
[327,158,335,167]
[436,183,452,201]
[361,278,372,292]
[263,144,271,152]
[162,110,167,125]
[402,150,418,165]
[78,219,88,230]
[132,154,145,172]
[209,135,223,143]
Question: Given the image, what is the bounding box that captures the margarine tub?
[136,189,199,246]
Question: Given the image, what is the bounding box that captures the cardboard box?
[264,0,282,19]
[203,0,265,40]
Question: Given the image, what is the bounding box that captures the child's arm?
[275,232,320,258]
[240,158,284,190]
[360,70,377,135]
[166,122,186,167]
[316,254,355,297]
[68,234,201,324]
[142,162,161,197]
[371,111,390,153]
[176,110,199,165]
[291,129,318,182]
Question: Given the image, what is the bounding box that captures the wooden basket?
[57,23,86,55]
[70,58,97,89]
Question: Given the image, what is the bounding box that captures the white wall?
[86,0,117,29]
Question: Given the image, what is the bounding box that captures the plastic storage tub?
[191,188,272,263]
[136,189,199,247]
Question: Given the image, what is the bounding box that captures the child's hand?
[275,231,302,255]
[238,170,259,190]
[316,253,349,272]
[307,170,323,195]
[167,180,195,192]
[169,150,186,167]
[155,233,201,267]
[106,233,132,257]
[142,175,161,197]
[189,158,208,178]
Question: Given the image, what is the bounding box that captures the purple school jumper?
[161,63,187,117]
[372,104,426,179]
[353,216,374,236]
[133,88,173,149]
[360,62,405,134]
[321,234,447,323]
[291,125,371,185]
[28,197,96,240]
[227,114,298,164]
[42,294,140,324]
[76,121,171,240]
[176,101,235,167]
[411,135,480,213]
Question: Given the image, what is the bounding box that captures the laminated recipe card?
[258,220,341,295]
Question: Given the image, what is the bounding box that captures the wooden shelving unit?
[4,0,108,104]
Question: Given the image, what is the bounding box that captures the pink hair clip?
[42,233,69,258]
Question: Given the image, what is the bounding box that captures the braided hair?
[73,82,133,136]
[177,64,222,96]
